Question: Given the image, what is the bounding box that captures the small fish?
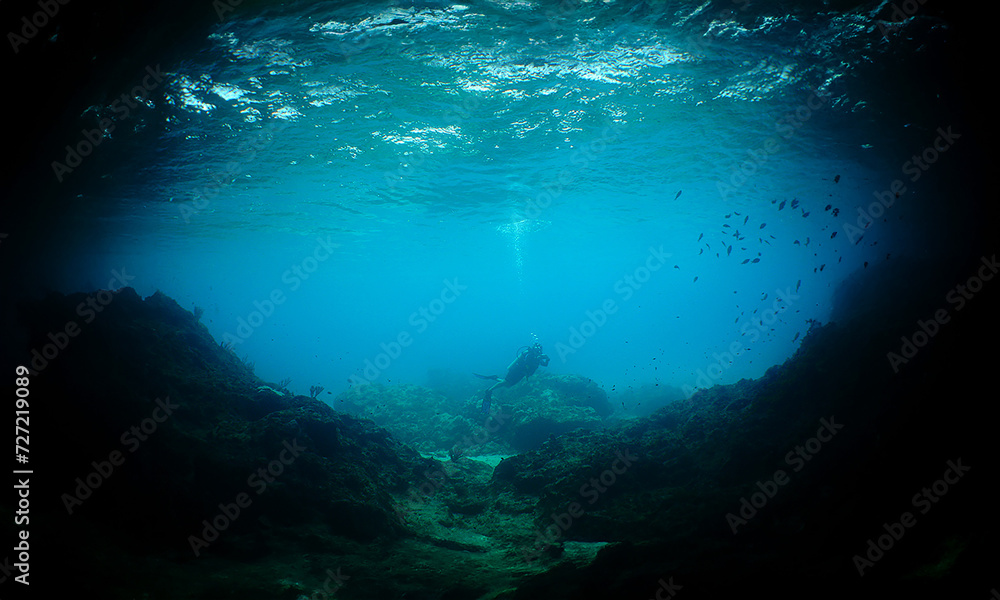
[743,215,749,225]
[762,293,768,300]
[769,235,776,239]
[790,199,799,209]
[832,208,840,217]
[792,332,800,343]
[735,316,739,323]
[805,237,810,246]
[699,248,704,255]
[820,264,826,271]
[794,240,800,245]
[825,204,832,211]
[779,200,786,210]
[831,231,837,239]
[727,245,732,256]
[802,211,810,218]
[693,276,699,283]
[751,258,760,263]
[674,190,682,200]
[698,233,704,241]
[864,261,869,268]
[795,279,801,292]
[741,258,749,264]
[834,174,841,183]
[723,223,731,228]
[674,265,680,269]
[760,223,766,229]
[725,213,732,218]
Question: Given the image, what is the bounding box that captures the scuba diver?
[475,342,550,413]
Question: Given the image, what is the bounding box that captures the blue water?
[47,1,946,402]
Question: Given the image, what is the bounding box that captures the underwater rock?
[535,373,614,417]
[9,288,427,587]
[333,372,613,455]
[250,384,289,418]
[486,281,996,597]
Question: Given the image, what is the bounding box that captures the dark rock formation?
[6,288,432,595]
[487,257,997,599]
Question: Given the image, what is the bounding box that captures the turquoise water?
[42,1,956,402]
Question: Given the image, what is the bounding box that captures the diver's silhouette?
[475,342,550,413]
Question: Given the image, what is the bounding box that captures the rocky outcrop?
[334,372,614,455]
[9,288,430,590]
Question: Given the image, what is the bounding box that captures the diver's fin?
[473,373,501,380]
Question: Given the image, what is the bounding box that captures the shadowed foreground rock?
[8,288,430,597]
